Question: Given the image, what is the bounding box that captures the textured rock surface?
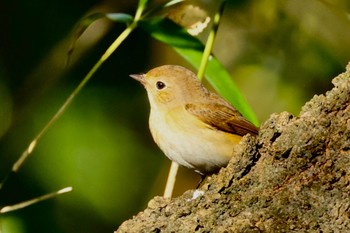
[116,63,350,232]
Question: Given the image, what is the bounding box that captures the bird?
[130,65,258,176]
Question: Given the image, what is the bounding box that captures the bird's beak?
[130,74,146,85]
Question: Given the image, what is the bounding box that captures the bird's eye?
[156,81,166,90]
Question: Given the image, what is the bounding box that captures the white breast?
[149,106,240,174]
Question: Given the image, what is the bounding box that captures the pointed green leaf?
[139,18,202,49]
[144,0,184,16]
[163,0,184,8]
[68,13,134,66]
[106,13,133,24]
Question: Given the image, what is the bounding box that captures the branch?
[116,62,350,232]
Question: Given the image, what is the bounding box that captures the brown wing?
[185,103,258,136]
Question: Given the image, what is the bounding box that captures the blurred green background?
[0,0,349,232]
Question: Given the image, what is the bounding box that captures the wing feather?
[185,103,258,136]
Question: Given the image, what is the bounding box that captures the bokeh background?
[0,0,349,232]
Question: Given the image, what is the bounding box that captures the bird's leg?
[196,174,207,189]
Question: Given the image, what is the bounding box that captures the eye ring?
[156,81,166,90]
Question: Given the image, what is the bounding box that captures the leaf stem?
[197,0,226,80]
[163,1,227,198]
[163,162,179,198]
[0,187,72,214]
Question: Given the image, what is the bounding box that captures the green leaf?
[67,13,134,66]
[75,13,133,36]
[142,0,184,18]
[139,18,259,126]
[105,13,133,24]
[163,0,184,8]
[139,18,202,50]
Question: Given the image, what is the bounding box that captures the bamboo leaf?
[105,13,133,24]
[67,13,134,66]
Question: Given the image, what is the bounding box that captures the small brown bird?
[131,65,258,175]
